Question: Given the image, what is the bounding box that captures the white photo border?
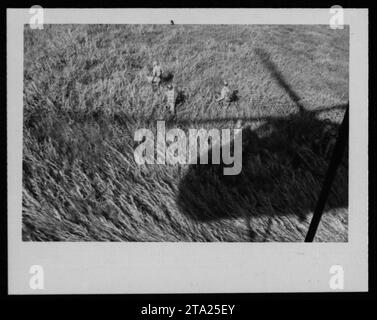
[7,8,368,294]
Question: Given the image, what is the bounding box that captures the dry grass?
[23,24,349,241]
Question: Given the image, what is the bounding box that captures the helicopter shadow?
[176,48,348,239]
[176,105,348,221]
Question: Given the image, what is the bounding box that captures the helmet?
[223,81,228,86]
[167,84,173,90]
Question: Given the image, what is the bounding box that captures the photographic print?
[8,8,368,294]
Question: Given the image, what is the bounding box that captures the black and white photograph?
[7,8,368,294]
[22,23,349,242]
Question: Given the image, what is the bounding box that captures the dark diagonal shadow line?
[254,47,306,113]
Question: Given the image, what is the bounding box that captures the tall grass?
[23,25,348,241]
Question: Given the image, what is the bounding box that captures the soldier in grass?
[216,81,231,105]
[165,84,176,114]
[151,60,163,90]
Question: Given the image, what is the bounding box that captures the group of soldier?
[148,60,233,115]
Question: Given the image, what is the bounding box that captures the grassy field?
[23,24,349,241]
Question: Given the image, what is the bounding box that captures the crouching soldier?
[216,81,231,105]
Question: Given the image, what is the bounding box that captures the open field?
[23,24,349,241]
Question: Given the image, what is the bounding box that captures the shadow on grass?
[176,47,348,240]
[161,71,174,84]
[229,89,239,103]
[176,106,348,227]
